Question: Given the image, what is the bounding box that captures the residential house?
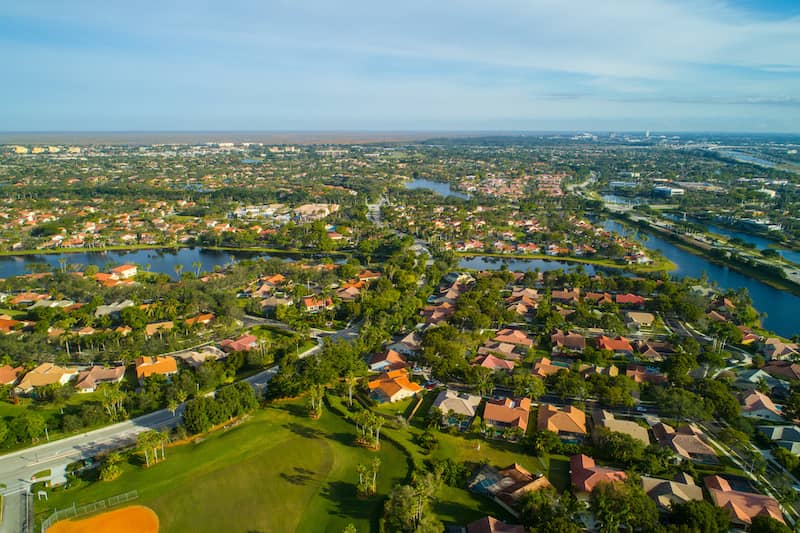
[367,369,422,403]
[763,360,800,382]
[432,389,481,429]
[758,425,800,454]
[641,473,704,511]
[734,369,781,391]
[15,363,78,395]
[483,397,531,435]
[626,364,667,385]
[302,296,334,313]
[368,349,408,372]
[761,338,799,360]
[174,347,227,369]
[652,422,717,463]
[185,313,215,327]
[357,269,382,282]
[551,288,580,305]
[592,410,650,446]
[531,357,566,378]
[477,341,519,361]
[0,317,23,334]
[0,364,23,385]
[74,366,125,393]
[740,390,784,421]
[144,321,174,338]
[550,329,585,355]
[537,404,587,442]
[615,293,646,308]
[220,334,259,353]
[387,331,423,356]
[466,516,525,533]
[110,264,137,280]
[475,354,515,372]
[596,335,634,356]
[625,311,655,330]
[633,340,674,362]
[570,454,627,495]
[493,328,533,349]
[468,463,552,514]
[134,356,178,382]
[704,475,785,527]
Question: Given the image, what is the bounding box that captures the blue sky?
[1,1,799,132]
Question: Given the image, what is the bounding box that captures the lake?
[0,248,287,280]
[459,256,598,275]
[404,178,470,199]
[602,219,799,337]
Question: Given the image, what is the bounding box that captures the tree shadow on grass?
[326,432,356,446]
[283,422,327,439]
[318,480,375,521]
[277,402,309,418]
[280,466,317,486]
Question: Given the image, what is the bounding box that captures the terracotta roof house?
[477,341,519,360]
[741,390,784,421]
[357,269,382,282]
[432,389,482,423]
[763,360,800,382]
[641,473,704,511]
[368,349,408,372]
[74,366,125,393]
[475,354,515,372]
[335,285,361,301]
[367,369,422,403]
[615,293,646,307]
[584,292,613,305]
[570,454,627,494]
[633,340,674,362]
[144,321,174,338]
[758,425,800,455]
[531,357,566,378]
[110,264,137,280]
[468,463,553,512]
[705,475,784,527]
[0,364,23,385]
[184,313,215,326]
[302,296,334,313]
[551,288,580,305]
[538,404,587,441]
[0,317,23,334]
[626,364,667,385]
[493,328,533,348]
[466,516,525,533]
[593,410,650,446]
[596,335,634,356]
[220,334,259,353]
[15,363,78,395]
[550,329,585,355]
[134,356,178,382]
[483,397,531,434]
[652,422,717,463]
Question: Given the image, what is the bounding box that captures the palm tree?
[192,261,202,277]
[344,373,359,408]
[173,263,184,280]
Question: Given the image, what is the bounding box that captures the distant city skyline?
[2,1,800,132]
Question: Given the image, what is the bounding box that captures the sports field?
[47,505,158,533]
[37,401,409,533]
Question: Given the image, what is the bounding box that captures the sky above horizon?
[2,1,800,133]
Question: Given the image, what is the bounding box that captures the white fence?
[40,490,137,533]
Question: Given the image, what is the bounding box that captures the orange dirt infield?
[46,505,159,533]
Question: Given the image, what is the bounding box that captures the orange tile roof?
[135,356,178,380]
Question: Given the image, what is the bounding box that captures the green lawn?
[36,400,409,533]
[0,308,27,318]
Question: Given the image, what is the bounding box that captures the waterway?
[663,214,800,265]
[601,219,798,337]
[404,178,470,199]
[0,248,288,280]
